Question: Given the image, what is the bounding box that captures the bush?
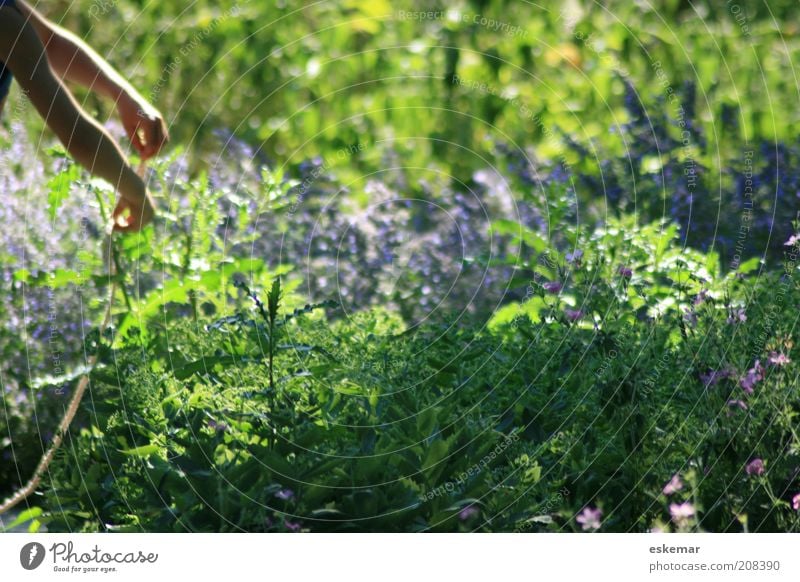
[18,218,800,533]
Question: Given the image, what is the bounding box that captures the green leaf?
[1,506,42,531]
[119,444,161,457]
[422,439,450,474]
[267,277,282,323]
[737,256,762,274]
[47,163,80,223]
[491,219,549,252]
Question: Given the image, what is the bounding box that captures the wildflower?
[566,249,584,264]
[662,474,684,495]
[740,360,765,395]
[792,493,800,511]
[284,520,302,532]
[542,281,563,294]
[458,506,480,521]
[564,308,583,322]
[726,399,748,413]
[617,265,633,278]
[207,419,227,432]
[669,502,695,526]
[700,366,735,388]
[683,309,698,328]
[745,458,765,476]
[727,308,747,324]
[275,488,295,501]
[784,234,800,247]
[768,351,791,367]
[576,506,602,530]
[693,289,709,306]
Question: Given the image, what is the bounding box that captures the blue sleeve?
[0,0,17,100]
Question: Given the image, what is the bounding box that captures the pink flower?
[745,458,765,476]
[662,474,684,496]
[669,502,695,526]
[576,506,602,530]
[792,493,800,511]
[284,520,302,532]
[768,351,791,367]
[564,308,583,322]
[458,506,480,521]
[543,281,563,294]
[784,234,800,247]
[726,399,748,414]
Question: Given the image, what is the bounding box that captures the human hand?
[112,188,156,233]
[118,93,169,160]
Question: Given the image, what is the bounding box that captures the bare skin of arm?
[0,7,154,232]
[14,0,169,160]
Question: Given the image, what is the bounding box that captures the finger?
[112,200,134,230]
[112,216,131,233]
[145,121,165,159]
[113,212,142,233]
[131,126,147,156]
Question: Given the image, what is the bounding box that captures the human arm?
[14,0,168,160]
[0,7,154,232]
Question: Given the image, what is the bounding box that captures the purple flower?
[566,249,583,264]
[693,289,709,306]
[669,502,695,526]
[740,360,765,395]
[275,488,295,501]
[727,308,747,324]
[542,281,563,294]
[564,308,583,322]
[576,506,602,530]
[207,419,228,432]
[700,366,735,388]
[768,351,791,367]
[284,520,302,532]
[617,265,632,278]
[792,493,800,511]
[662,474,683,496]
[683,309,698,328]
[745,458,765,476]
[458,506,480,521]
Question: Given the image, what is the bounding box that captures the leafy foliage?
[3,0,800,535]
[15,223,800,533]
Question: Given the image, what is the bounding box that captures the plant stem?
[93,188,133,314]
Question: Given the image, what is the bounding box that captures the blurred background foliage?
[50,0,800,172]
